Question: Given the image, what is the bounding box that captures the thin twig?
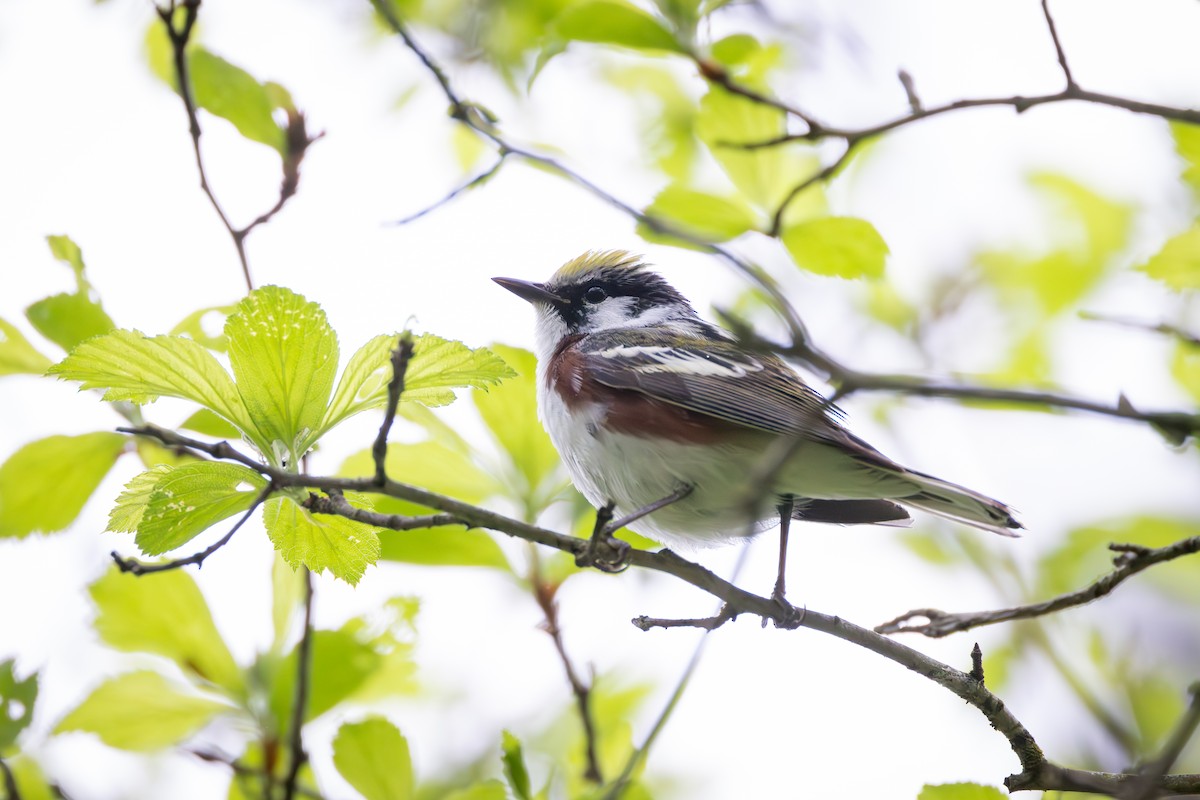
[117,423,1200,795]
[875,536,1200,637]
[372,333,415,484]
[1080,311,1200,347]
[1040,0,1076,89]
[110,483,274,576]
[281,569,314,800]
[531,575,603,783]
[389,157,506,226]
[303,490,459,529]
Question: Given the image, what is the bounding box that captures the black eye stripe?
[584,286,608,303]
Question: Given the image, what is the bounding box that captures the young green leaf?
[1138,223,1200,291]
[400,334,515,407]
[332,717,414,800]
[49,329,250,431]
[0,660,37,752]
[170,304,236,352]
[0,318,53,376]
[90,568,243,692]
[55,670,233,751]
[640,184,760,243]
[501,731,533,800]
[133,461,268,555]
[263,497,381,585]
[1170,121,1200,201]
[180,408,244,439]
[189,48,286,155]
[5,754,56,800]
[108,465,173,534]
[321,333,402,435]
[25,292,116,353]
[226,287,339,464]
[444,782,508,800]
[0,432,127,538]
[782,216,889,279]
[267,628,383,727]
[916,784,1007,800]
[554,1,686,54]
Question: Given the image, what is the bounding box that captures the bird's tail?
[901,469,1022,537]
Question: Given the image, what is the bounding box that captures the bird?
[494,250,1020,611]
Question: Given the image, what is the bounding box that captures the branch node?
[969,643,985,684]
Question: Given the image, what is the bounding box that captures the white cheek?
[579,297,637,332]
[533,306,570,355]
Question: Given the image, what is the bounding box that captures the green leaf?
[180,408,244,439]
[403,334,515,407]
[134,462,267,555]
[917,784,1007,800]
[170,304,235,352]
[695,87,826,219]
[501,731,533,800]
[0,432,127,538]
[226,287,339,464]
[321,333,404,435]
[473,345,560,494]
[55,670,231,751]
[268,628,383,728]
[554,1,685,54]
[189,48,286,155]
[0,318,53,376]
[1128,674,1185,754]
[1139,223,1200,291]
[444,782,509,800]
[1171,341,1200,404]
[332,717,414,800]
[782,216,889,279]
[271,552,305,652]
[0,660,37,752]
[641,183,759,243]
[1169,121,1200,200]
[26,291,116,353]
[263,497,380,585]
[26,235,115,351]
[90,568,243,692]
[108,465,172,534]
[7,755,56,800]
[49,329,250,432]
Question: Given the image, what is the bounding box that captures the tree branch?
[875,536,1200,637]
[116,423,1200,795]
[389,157,507,226]
[281,569,314,800]
[189,749,326,800]
[1040,0,1076,89]
[110,483,274,576]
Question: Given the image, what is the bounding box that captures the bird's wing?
[578,331,844,439]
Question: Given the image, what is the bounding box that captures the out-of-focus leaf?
[1171,341,1200,404]
[917,784,1007,800]
[782,216,889,279]
[0,318,53,376]
[271,553,305,653]
[0,660,37,752]
[56,670,232,751]
[49,330,251,432]
[980,641,1019,692]
[862,281,918,332]
[473,345,560,502]
[189,48,285,154]
[332,717,414,800]
[180,408,244,439]
[501,731,533,800]
[444,782,509,800]
[7,755,56,800]
[709,33,782,84]
[452,125,488,173]
[1036,516,1200,602]
[269,628,382,727]
[170,305,235,352]
[696,87,826,220]
[554,1,685,54]
[0,432,126,538]
[605,64,698,180]
[90,568,243,692]
[263,497,380,585]
[1139,224,1200,291]
[1169,121,1200,200]
[226,287,339,464]
[26,292,116,353]
[897,531,962,567]
[133,462,267,555]
[985,327,1053,388]
[640,184,759,243]
[1127,675,1185,755]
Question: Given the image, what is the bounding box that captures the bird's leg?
[771,495,804,628]
[577,501,631,573]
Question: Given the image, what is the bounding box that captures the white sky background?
[2,0,1200,798]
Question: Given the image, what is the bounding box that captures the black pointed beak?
[492,277,570,309]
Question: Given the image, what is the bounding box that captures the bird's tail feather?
[902,470,1022,537]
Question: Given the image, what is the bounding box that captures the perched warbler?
[495,251,1020,607]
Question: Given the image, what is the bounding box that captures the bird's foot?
[769,586,806,630]
[576,531,631,573]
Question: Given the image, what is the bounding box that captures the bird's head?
[494,251,699,348]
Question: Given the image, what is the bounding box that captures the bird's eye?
[584,286,608,304]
